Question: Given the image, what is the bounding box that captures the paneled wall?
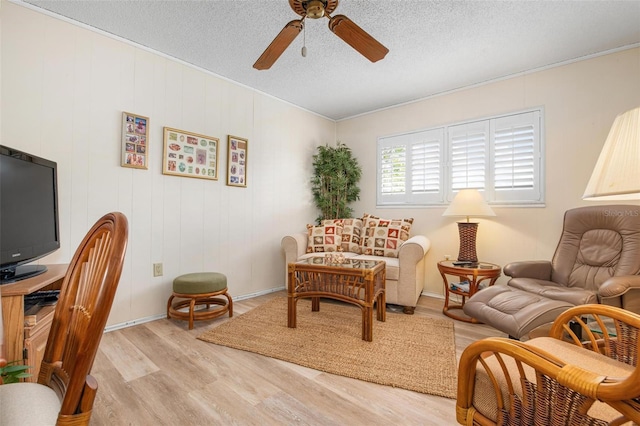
[2,2,335,326]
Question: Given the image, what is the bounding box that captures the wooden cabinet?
[1,264,67,382]
[24,314,53,382]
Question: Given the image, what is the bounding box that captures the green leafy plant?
[0,361,31,384]
[311,142,362,223]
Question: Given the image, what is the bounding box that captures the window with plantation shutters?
[378,128,444,205]
[377,108,544,206]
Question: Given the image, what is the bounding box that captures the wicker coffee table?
[287,257,386,342]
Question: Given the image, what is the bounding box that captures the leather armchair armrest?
[503,261,552,280]
[598,275,640,299]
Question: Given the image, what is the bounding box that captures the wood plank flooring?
[89,292,506,425]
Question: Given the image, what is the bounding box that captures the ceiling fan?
[253,0,389,70]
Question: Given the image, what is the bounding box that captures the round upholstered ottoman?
[167,272,233,329]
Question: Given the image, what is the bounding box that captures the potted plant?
[0,361,31,384]
[311,142,362,223]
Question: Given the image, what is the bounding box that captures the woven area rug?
[198,297,458,398]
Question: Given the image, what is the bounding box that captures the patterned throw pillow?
[322,218,364,253]
[306,223,343,253]
[361,213,413,258]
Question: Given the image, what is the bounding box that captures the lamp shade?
[583,107,640,200]
[443,189,496,221]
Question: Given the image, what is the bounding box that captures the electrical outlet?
[153,263,163,277]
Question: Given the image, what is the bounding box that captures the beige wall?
[337,47,640,295]
[1,2,335,327]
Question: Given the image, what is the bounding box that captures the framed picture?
[226,135,248,187]
[162,127,219,180]
[121,112,149,169]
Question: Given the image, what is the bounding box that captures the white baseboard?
[104,286,440,333]
[103,286,286,333]
[421,290,444,300]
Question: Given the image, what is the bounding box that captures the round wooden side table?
[437,260,501,323]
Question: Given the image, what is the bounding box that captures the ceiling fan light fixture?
[306,0,326,19]
[254,0,387,70]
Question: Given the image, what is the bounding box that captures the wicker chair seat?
[473,337,634,423]
[457,304,640,425]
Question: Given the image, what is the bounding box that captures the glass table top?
[297,257,384,270]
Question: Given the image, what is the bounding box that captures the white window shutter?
[378,135,408,205]
[380,144,406,195]
[447,121,490,198]
[408,128,444,204]
[491,111,542,203]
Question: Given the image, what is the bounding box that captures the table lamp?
[443,189,496,262]
[583,106,640,200]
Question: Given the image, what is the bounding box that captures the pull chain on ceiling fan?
[253,0,389,70]
[301,19,307,57]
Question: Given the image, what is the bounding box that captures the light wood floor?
[89,291,506,425]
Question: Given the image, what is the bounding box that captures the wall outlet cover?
[153,263,163,277]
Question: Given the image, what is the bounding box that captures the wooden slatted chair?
[0,212,128,425]
[456,304,640,425]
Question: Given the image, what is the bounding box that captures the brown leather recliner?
[463,205,640,339]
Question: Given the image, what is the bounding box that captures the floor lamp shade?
[583,106,640,200]
[443,189,496,262]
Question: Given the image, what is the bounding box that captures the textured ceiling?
[18,0,640,120]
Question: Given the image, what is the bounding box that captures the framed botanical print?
[162,127,219,180]
[121,112,149,169]
[226,135,248,187]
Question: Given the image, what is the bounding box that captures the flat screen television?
[0,145,60,284]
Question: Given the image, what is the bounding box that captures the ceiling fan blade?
[328,15,388,63]
[253,20,303,70]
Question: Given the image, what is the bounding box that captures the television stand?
[0,264,67,382]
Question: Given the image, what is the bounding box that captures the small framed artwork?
[121,112,149,169]
[227,135,248,187]
[162,127,219,180]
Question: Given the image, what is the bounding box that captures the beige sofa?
[281,216,430,314]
